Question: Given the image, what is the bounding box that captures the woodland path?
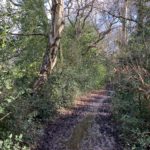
[35,90,123,150]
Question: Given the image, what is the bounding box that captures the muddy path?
[35,90,122,150]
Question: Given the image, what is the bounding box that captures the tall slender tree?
[121,0,128,45]
[33,0,64,92]
[136,0,144,35]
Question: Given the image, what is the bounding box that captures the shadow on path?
[34,90,123,150]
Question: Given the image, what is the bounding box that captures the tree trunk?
[137,0,144,35]
[121,0,128,45]
[33,0,64,92]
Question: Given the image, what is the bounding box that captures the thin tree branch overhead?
[9,0,22,7]
[9,33,48,37]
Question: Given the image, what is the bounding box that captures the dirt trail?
[35,90,122,150]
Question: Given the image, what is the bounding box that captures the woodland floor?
[34,90,123,150]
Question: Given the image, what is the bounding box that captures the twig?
[0,112,11,121]
[9,33,48,37]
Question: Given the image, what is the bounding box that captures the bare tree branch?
[0,112,11,121]
[82,20,118,55]
[82,0,95,29]
[105,10,138,23]
[9,33,48,37]
[9,0,22,7]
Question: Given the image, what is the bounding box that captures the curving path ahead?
[35,90,122,150]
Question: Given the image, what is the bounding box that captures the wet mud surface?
[35,90,123,150]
